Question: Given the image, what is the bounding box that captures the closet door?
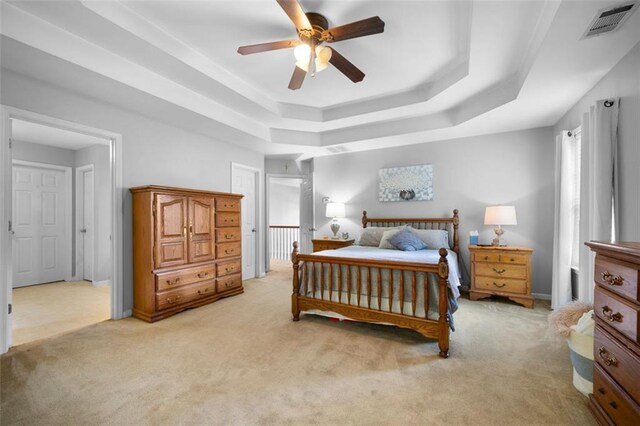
[188,196,216,263]
[154,194,188,269]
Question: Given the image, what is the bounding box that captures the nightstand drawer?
[475,263,527,279]
[474,253,500,263]
[500,254,529,264]
[474,276,527,294]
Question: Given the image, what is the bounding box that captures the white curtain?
[577,98,619,303]
[551,131,577,309]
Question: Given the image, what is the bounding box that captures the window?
[569,128,581,269]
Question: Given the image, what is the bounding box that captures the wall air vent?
[581,2,638,39]
[326,145,350,154]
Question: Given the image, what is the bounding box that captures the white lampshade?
[293,45,332,73]
[325,202,345,218]
[484,206,517,226]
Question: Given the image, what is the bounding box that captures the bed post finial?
[291,241,300,321]
[362,210,368,228]
[437,247,450,358]
[452,209,460,255]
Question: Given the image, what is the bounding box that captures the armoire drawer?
[593,363,640,424]
[217,274,242,293]
[218,242,241,259]
[217,212,240,227]
[156,280,216,311]
[595,255,639,303]
[475,263,527,280]
[216,227,241,243]
[216,197,240,212]
[218,259,241,277]
[595,325,640,404]
[155,264,215,292]
[594,286,639,342]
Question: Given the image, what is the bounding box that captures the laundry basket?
[567,310,594,396]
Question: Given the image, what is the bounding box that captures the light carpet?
[11,281,110,346]
[1,263,594,425]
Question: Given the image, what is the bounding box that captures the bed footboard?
[291,242,451,358]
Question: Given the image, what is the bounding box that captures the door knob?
[251,228,256,233]
[309,227,317,232]
[80,229,87,233]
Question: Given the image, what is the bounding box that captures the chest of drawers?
[469,245,534,308]
[586,241,640,425]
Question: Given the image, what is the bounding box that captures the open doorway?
[9,119,112,346]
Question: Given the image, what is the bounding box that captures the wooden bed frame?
[291,209,459,358]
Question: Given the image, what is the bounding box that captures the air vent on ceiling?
[326,145,351,154]
[581,2,638,39]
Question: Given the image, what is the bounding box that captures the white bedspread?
[312,245,462,299]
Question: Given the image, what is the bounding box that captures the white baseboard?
[532,292,551,301]
[92,280,111,287]
[70,276,80,281]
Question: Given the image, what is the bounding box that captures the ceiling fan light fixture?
[294,58,329,73]
[293,44,331,73]
[293,43,311,63]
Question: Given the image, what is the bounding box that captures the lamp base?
[330,221,340,239]
[491,226,505,246]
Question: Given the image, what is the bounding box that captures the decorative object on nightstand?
[312,238,354,252]
[585,241,640,425]
[484,205,517,246]
[326,202,346,239]
[469,245,534,308]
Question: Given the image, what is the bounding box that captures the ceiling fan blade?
[321,16,385,42]
[328,48,365,83]
[276,0,312,32]
[288,66,306,90]
[237,39,300,55]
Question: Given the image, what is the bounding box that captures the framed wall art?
[378,164,433,202]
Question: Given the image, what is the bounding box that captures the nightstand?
[312,238,355,252]
[468,245,534,308]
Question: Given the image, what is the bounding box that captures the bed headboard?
[361,209,460,254]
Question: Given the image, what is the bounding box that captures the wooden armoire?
[131,185,244,322]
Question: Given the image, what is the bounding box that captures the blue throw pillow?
[388,228,428,251]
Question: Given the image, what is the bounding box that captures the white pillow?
[378,227,407,250]
[408,228,450,249]
[358,226,403,247]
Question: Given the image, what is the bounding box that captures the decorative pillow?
[388,228,428,251]
[378,227,408,249]
[358,226,402,247]
[409,228,450,249]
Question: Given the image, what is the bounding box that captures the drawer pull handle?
[166,296,180,304]
[197,272,209,279]
[197,288,212,295]
[598,347,619,366]
[483,256,489,261]
[493,282,506,288]
[601,305,623,323]
[225,267,234,272]
[225,249,233,254]
[609,401,618,410]
[601,271,624,286]
[492,268,506,274]
[597,387,605,395]
[225,234,233,239]
[166,277,180,285]
[509,258,515,262]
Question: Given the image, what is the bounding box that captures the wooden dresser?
[131,185,244,322]
[468,245,534,308]
[312,238,355,252]
[586,241,640,425]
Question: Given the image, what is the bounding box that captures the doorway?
[0,107,124,352]
[231,163,263,280]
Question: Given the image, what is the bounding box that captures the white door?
[80,169,94,281]
[12,165,67,287]
[299,173,315,254]
[233,167,257,280]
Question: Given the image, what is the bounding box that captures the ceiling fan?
[237,0,385,90]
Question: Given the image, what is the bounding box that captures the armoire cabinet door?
[155,194,188,269]
[188,196,216,263]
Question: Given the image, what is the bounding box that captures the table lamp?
[484,206,517,246]
[326,202,345,239]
